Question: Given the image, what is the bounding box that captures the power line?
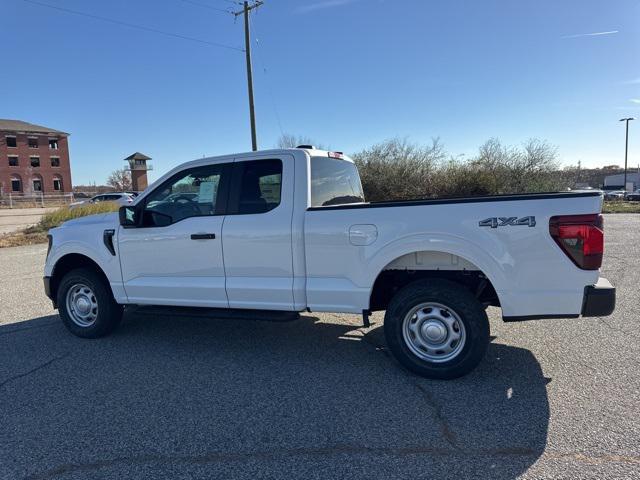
[179,0,234,15]
[207,0,244,6]
[253,29,285,137]
[22,0,244,52]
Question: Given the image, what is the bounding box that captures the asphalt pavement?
[0,208,58,235]
[0,214,638,479]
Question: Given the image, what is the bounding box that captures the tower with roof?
[124,152,152,192]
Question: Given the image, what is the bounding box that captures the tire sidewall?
[384,280,489,379]
[57,268,122,338]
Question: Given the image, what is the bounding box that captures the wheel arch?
[50,253,113,305]
[367,244,504,312]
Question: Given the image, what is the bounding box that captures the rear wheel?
[56,268,123,338]
[384,279,489,379]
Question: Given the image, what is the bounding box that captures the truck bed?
[307,190,601,211]
[304,190,603,317]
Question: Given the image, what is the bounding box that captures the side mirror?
[119,205,139,227]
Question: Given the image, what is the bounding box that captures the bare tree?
[352,137,447,201]
[107,169,132,192]
[276,133,327,150]
[352,137,564,202]
[471,138,560,193]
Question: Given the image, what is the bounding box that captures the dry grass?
[33,202,120,231]
[602,201,640,214]
[0,230,49,248]
[0,202,120,248]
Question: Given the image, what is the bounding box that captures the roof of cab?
[194,147,354,165]
[135,147,354,203]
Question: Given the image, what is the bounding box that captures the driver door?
[118,161,232,307]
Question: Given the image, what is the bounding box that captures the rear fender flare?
[365,233,509,300]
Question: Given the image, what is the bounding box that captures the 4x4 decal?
[479,216,536,228]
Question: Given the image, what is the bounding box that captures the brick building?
[0,119,73,195]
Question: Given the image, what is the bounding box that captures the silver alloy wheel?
[402,302,466,363]
[65,283,99,327]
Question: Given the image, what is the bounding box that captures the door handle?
[190,233,216,240]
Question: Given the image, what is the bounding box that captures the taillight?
[549,214,603,270]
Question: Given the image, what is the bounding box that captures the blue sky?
[1,0,639,185]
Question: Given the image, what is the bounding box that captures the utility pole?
[235,1,263,151]
[619,117,635,191]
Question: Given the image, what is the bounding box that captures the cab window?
[310,157,365,207]
[229,160,282,215]
[142,163,229,226]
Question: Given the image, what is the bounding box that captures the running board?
[129,305,301,322]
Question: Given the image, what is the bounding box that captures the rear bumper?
[581,277,615,317]
[503,277,615,322]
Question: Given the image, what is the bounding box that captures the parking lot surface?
[0,207,58,235]
[0,214,638,479]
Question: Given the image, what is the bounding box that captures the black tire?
[384,279,489,380]
[56,268,123,338]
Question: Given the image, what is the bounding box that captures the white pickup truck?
[44,147,615,379]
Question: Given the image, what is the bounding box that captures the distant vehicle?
[626,190,640,201]
[44,147,615,380]
[604,190,626,201]
[69,193,134,209]
[145,192,199,209]
[570,188,602,194]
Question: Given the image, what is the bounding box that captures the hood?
[59,212,119,229]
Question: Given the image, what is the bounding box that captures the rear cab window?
[310,156,365,207]
[229,159,282,215]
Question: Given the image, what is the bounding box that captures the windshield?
[310,157,365,207]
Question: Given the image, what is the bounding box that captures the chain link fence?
[0,193,75,209]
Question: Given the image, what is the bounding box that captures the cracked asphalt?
[0,214,638,479]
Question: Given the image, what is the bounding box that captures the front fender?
[45,241,115,277]
[45,235,126,303]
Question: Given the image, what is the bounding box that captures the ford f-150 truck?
[44,147,615,379]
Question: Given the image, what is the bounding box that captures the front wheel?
[56,268,123,338]
[384,279,489,380]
